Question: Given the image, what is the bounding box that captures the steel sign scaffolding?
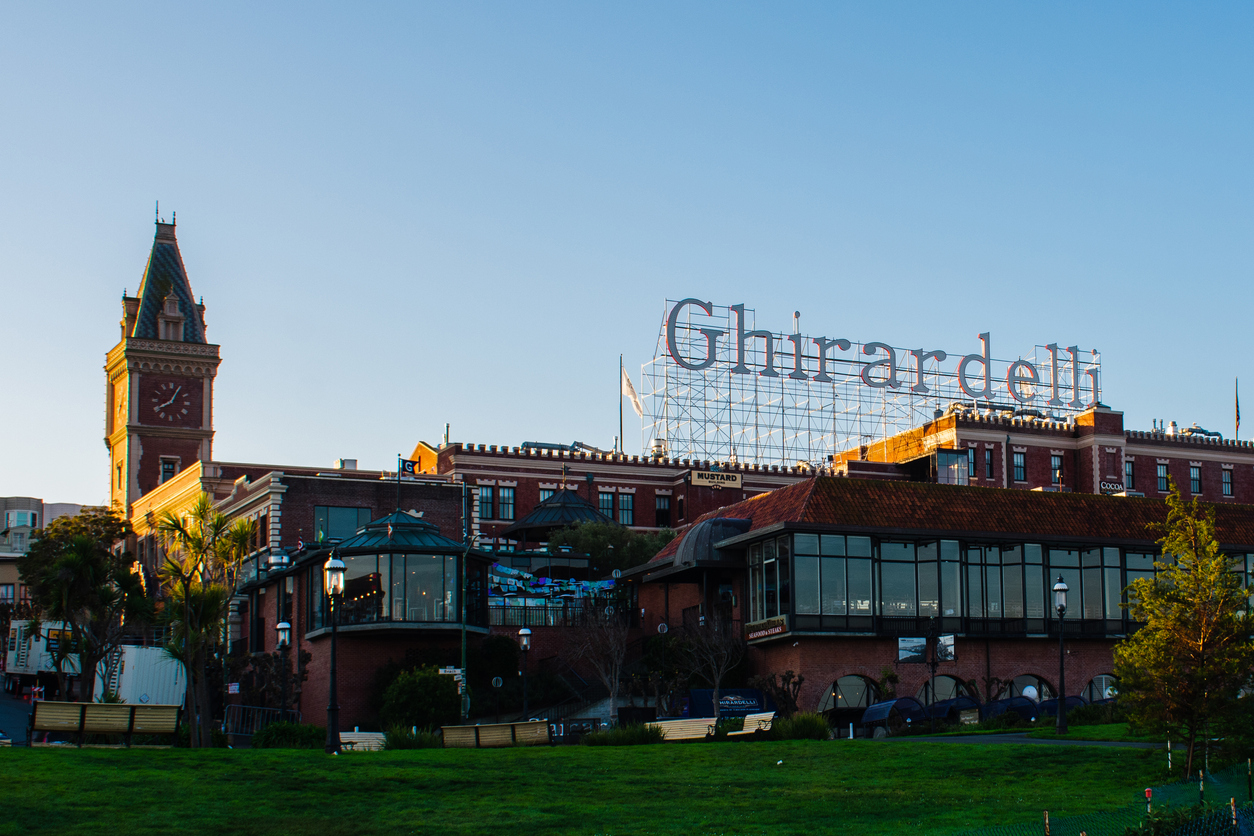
[639,300,1100,467]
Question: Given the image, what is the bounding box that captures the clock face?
[150,380,194,424]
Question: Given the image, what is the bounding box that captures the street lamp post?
[324,553,346,754]
[275,621,291,723]
[518,627,532,719]
[1053,575,1069,736]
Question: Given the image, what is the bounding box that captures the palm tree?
[157,494,253,748]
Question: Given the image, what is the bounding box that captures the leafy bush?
[383,725,443,750]
[174,723,230,748]
[1121,804,1214,836]
[770,712,830,741]
[250,721,326,749]
[380,666,459,731]
[581,724,665,746]
[1067,701,1125,726]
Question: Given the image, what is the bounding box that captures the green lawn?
[0,740,1166,835]
[1026,723,1163,743]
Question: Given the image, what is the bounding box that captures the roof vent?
[336,458,358,470]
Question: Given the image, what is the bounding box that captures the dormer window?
[158,294,185,341]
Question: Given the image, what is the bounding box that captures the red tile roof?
[650,477,1254,563]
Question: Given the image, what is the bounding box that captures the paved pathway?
[891,732,1170,749]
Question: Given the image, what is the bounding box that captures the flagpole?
[619,354,624,454]
[396,453,402,511]
[1237,378,1241,441]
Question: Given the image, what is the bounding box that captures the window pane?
[1083,567,1103,619]
[777,537,791,613]
[480,487,494,519]
[881,562,916,616]
[499,487,515,521]
[599,492,614,516]
[1050,549,1080,568]
[847,559,872,614]
[444,555,458,621]
[794,534,820,555]
[390,555,406,620]
[539,489,554,502]
[764,555,777,618]
[1024,563,1044,618]
[918,561,939,617]
[1003,563,1024,618]
[406,555,444,621]
[847,536,872,557]
[821,557,846,615]
[1082,549,1101,568]
[1125,553,1154,570]
[342,553,382,622]
[986,564,1002,617]
[795,556,820,614]
[880,541,915,562]
[820,535,845,556]
[940,559,961,617]
[618,494,633,525]
[1103,548,1120,567]
[329,507,362,540]
[967,564,984,617]
[1103,566,1122,618]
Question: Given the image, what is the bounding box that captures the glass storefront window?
[795,555,819,614]
[848,558,872,614]
[880,561,916,616]
[821,557,846,614]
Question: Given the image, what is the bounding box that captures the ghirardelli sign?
[664,298,1099,407]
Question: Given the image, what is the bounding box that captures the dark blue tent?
[861,697,928,726]
[1037,696,1087,718]
[927,695,981,721]
[982,696,1038,722]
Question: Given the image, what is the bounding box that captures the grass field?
[0,740,1167,835]
[1026,723,1162,743]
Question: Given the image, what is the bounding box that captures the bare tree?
[564,604,631,717]
[680,607,746,723]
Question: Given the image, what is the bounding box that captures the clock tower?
[104,220,221,513]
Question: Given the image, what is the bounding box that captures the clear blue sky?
[3,3,1251,504]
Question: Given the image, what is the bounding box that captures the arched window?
[996,674,1055,702]
[916,675,974,705]
[1082,674,1118,702]
[817,675,879,713]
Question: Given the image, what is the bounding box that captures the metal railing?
[221,704,301,737]
[489,604,591,627]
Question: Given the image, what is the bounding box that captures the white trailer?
[3,621,79,695]
[98,645,185,707]
[4,620,182,706]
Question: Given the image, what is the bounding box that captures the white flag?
[621,366,643,417]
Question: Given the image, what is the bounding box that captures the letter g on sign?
[666,298,724,371]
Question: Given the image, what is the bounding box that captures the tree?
[749,670,805,718]
[157,493,254,748]
[1113,480,1254,777]
[679,606,746,722]
[18,508,149,701]
[563,605,631,713]
[546,522,676,575]
[380,666,460,730]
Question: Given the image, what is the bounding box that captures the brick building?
[624,475,1254,731]
[409,439,809,549]
[831,403,1254,503]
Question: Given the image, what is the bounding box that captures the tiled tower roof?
[130,221,206,343]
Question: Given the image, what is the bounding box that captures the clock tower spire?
[105,218,221,513]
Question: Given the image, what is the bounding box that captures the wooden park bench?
[647,717,716,741]
[27,701,182,748]
[441,720,551,748]
[727,711,775,737]
[340,731,387,751]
